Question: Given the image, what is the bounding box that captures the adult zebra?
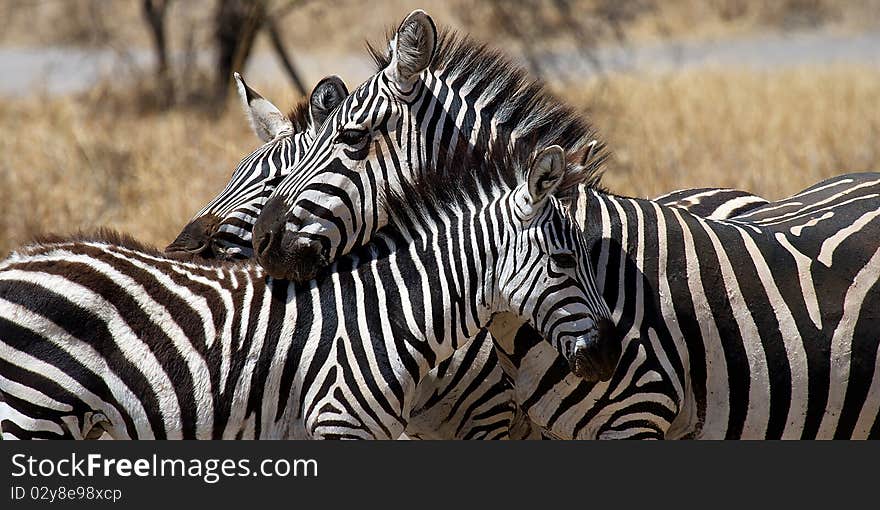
[253,11,880,438]
[167,73,536,440]
[0,142,617,439]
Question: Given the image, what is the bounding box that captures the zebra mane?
[286,99,311,132]
[382,136,588,233]
[368,27,608,188]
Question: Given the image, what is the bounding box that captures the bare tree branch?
[142,0,174,107]
[213,0,267,110]
[266,17,307,97]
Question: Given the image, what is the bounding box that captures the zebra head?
[251,10,441,280]
[166,73,348,259]
[252,9,604,283]
[497,146,618,381]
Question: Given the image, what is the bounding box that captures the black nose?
[597,318,622,379]
[253,196,289,276]
[568,317,622,383]
[253,196,328,282]
[166,215,220,255]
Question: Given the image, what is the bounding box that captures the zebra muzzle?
[165,215,221,256]
[568,318,621,382]
[278,234,328,282]
[253,196,330,281]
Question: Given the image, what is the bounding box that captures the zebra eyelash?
[336,128,370,146]
[550,252,577,269]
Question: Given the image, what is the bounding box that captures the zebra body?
[1,145,614,439]
[654,187,769,220]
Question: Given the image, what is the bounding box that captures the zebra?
[166,72,349,260]
[251,10,880,438]
[166,74,536,439]
[493,175,880,439]
[0,142,618,439]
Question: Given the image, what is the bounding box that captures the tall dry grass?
[1,65,879,256]
[0,87,267,256]
[569,65,880,199]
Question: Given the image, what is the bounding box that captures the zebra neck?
[380,207,498,363]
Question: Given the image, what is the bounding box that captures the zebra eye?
[336,128,369,146]
[550,252,577,269]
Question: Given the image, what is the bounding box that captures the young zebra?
[253,10,880,438]
[167,74,535,439]
[0,143,616,440]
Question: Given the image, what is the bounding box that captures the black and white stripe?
[654,187,769,220]
[253,10,880,438]
[0,144,613,439]
[167,76,535,440]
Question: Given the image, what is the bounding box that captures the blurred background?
[1,0,879,255]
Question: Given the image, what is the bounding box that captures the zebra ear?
[309,75,348,132]
[386,10,437,90]
[234,72,293,143]
[526,146,566,206]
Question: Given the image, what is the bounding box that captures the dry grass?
[0,86,265,256]
[568,65,880,199]
[2,64,879,256]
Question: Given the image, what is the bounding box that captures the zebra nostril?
[256,230,274,258]
[567,318,621,382]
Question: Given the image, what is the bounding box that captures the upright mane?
[368,28,609,187]
[286,99,311,132]
[382,135,595,233]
